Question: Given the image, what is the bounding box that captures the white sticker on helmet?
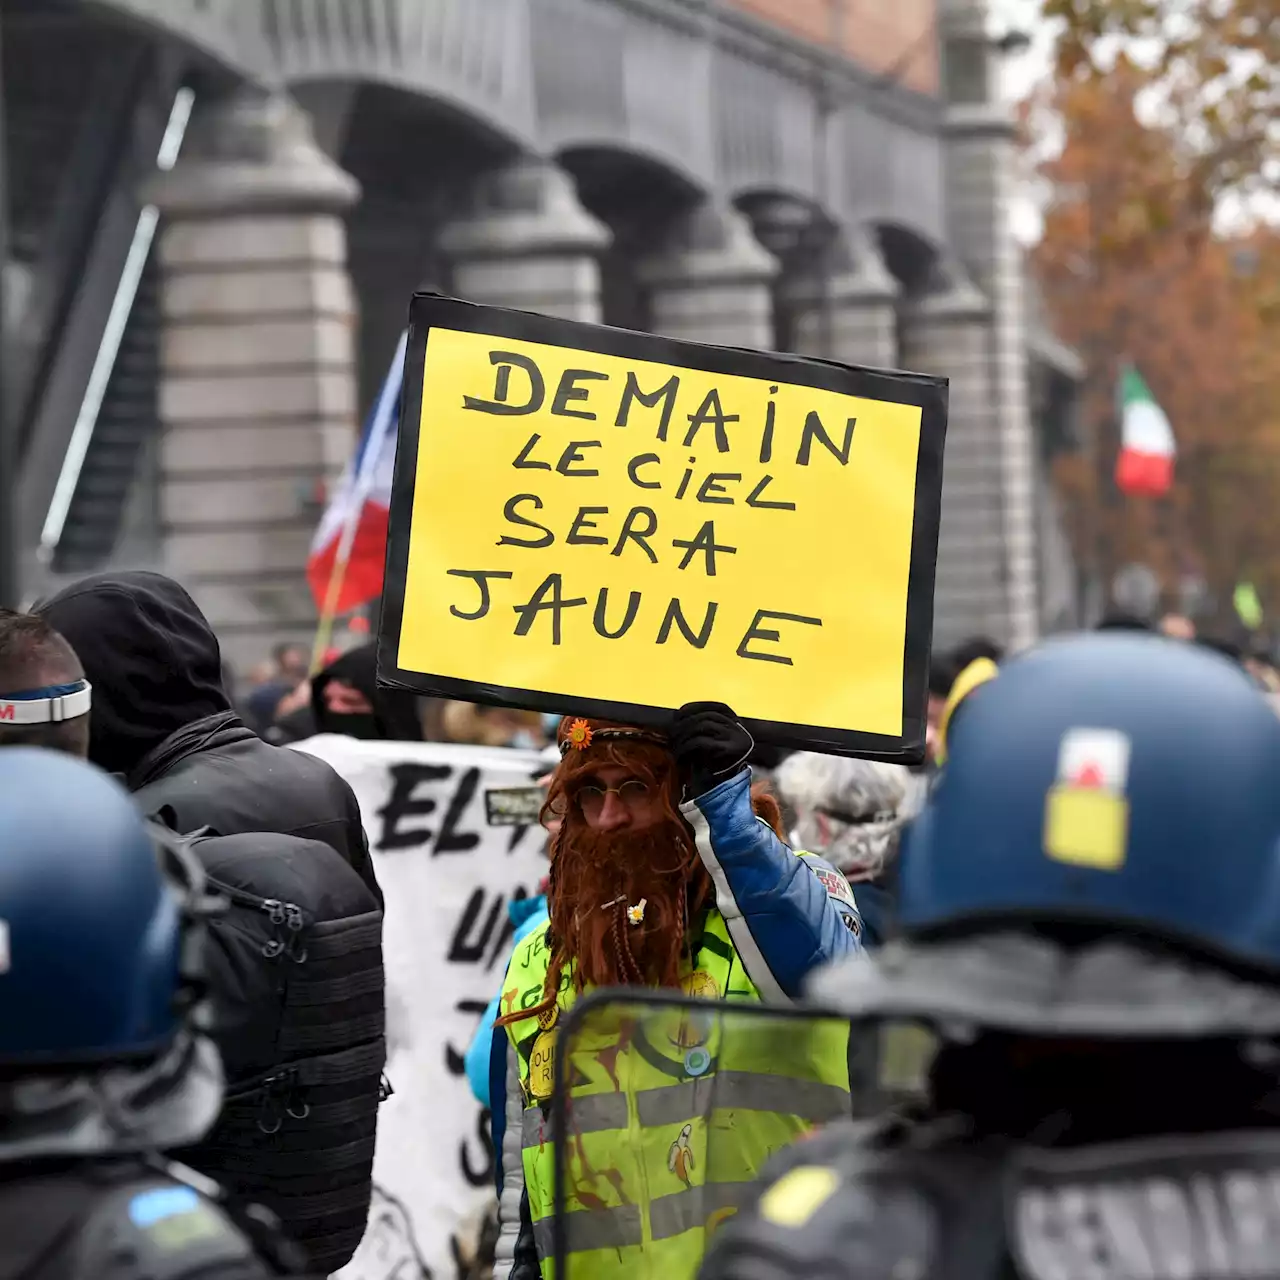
[1056,727,1131,792]
[0,920,9,974]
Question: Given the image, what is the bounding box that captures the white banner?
[292,734,554,1280]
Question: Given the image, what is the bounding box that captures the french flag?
[306,331,407,616]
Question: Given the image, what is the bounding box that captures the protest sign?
[378,295,948,760]
[291,735,553,1280]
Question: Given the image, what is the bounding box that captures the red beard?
[549,815,712,991]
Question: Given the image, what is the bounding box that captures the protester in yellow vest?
[486,703,863,1280]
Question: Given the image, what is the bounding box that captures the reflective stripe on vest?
[521,1072,851,1150]
[530,1180,759,1255]
[500,902,851,1278]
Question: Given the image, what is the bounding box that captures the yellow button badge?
[529,1028,557,1100]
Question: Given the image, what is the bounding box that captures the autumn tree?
[1031,40,1280,624]
[1044,0,1278,220]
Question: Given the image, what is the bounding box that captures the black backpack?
[168,826,386,1275]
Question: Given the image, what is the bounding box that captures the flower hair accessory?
[558,718,669,755]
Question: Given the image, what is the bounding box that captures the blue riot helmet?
[811,633,1280,1040]
[0,748,222,1159]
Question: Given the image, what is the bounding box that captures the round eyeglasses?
[576,779,652,820]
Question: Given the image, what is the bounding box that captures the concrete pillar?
[639,203,778,349]
[938,0,1040,648]
[788,227,899,369]
[902,269,1009,647]
[145,88,360,674]
[440,159,610,322]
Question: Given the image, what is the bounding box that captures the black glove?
[670,702,754,799]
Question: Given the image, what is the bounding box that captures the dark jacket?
[37,571,379,902]
[265,703,318,745]
[133,711,380,904]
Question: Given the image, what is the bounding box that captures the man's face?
[546,737,708,990]
[279,646,309,680]
[572,762,665,833]
[324,679,374,716]
[1159,614,1196,641]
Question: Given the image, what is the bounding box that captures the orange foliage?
[1032,60,1280,619]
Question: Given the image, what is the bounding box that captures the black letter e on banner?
[463,351,545,415]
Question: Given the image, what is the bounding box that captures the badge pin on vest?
[684,1046,712,1077]
[666,970,719,1062]
[706,1205,738,1236]
[682,970,720,1001]
[668,1123,697,1189]
[529,1027,557,1100]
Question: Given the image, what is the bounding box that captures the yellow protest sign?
[378,295,948,759]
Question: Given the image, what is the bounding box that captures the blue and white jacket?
[490,767,862,1279]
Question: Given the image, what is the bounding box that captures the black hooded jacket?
[310,641,424,742]
[37,572,379,902]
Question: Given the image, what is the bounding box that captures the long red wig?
[498,718,782,1028]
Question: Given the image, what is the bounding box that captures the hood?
[310,641,423,742]
[35,572,231,778]
[509,893,548,929]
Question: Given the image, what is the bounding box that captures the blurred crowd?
[234,600,1280,765]
[233,632,552,750]
[8,564,1280,1280]
[229,607,1280,955]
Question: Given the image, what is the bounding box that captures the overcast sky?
[996,0,1058,244]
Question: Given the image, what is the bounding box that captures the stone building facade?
[6,0,1079,671]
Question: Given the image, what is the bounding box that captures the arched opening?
[558,145,703,334]
[309,81,522,415]
[736,189,835,354]
[875,221,942,367]
[876,222,941,299]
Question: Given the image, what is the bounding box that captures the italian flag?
[1115,366,1176,497]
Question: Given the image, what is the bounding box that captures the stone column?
[938,0,1040,648]
[902,269,1009,648]
[439,160,610,322]
[787,227,899,369]
[639,203,778,349]
[145,88,360,674]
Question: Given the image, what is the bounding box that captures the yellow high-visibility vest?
[500,906,851,1279]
